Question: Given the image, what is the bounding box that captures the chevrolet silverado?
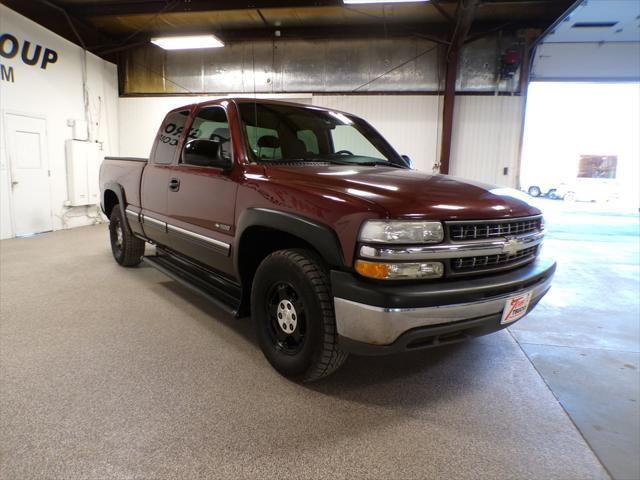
[99,98,555,381]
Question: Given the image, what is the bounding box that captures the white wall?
[117,93,521,188]
[0,5,119,239]
[450,96,523,188]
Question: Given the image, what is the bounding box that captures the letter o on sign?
[0,34,19,59]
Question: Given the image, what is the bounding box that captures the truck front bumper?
[331,257,556,355]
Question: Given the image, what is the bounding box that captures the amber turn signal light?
[355,260,444,280]
[355,260,391,279]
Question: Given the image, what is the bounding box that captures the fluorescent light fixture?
[151,34,224,50]
[344,0,429,4]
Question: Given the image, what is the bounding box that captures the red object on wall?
[501,48,521,78]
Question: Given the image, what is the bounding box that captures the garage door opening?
[521,81,640,210]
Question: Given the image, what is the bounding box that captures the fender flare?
[234,208,346,274]
[102,183,130,229]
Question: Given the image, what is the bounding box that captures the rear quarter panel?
[99,158,147,208]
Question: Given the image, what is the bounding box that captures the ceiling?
[2,0,574,60]
[542,0,640,44]
[532,0,640,81]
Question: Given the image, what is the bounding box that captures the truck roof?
[166,97,350,116]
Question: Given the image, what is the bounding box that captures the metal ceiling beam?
[63,0,568,17]
[429,0,456,24]
[65,1,346,17]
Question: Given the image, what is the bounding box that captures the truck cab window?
[184,106,232,164]
[297,129,319,155]
[246,125,282,160]
[238,102,402,166]
[155,110,190,165]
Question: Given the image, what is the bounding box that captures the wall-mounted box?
[67,119,89,141]
[65,140,100,206]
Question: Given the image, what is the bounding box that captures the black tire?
[547,188,558,200]
[109,206,145,267]
[251,249,348,382]
[528,186,541,197]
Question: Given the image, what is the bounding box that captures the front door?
[165,105,238,277]
[4,114,53,237]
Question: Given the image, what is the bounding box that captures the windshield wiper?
[265,158,406,168]
[308,157,406,168]
[356,161,406,168]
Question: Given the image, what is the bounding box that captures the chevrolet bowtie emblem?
[502,238,521,255]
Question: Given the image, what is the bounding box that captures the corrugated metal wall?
[312,95,442,172]
[121,33,521,95]
[449,96,524,187]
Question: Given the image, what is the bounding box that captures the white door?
[5,114,53,236]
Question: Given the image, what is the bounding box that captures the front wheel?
[251,249,348,382]
[109,206,145,267]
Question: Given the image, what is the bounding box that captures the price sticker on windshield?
[501,291,533,325]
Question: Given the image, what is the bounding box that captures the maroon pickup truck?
[100,98,555,381]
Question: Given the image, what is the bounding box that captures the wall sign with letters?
[0,32,59,83]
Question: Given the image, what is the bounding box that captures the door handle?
[169,178,180,192]
[11,181,18,186]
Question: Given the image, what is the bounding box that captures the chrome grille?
[450,246,538,273]
[448,217,542,242]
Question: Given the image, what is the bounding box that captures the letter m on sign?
[1,64,14,82]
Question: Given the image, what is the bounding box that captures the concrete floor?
[511,199,640,480]
[0,205,631,479]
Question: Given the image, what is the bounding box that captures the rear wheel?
[251,249,348,382]
[528,186,542,197]
[109,207,145,267]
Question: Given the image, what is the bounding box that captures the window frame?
[179,104,235,169]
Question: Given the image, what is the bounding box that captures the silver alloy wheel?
[277,299,298,333]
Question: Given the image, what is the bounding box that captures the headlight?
[355,260,444,280]
[359,220,444,244]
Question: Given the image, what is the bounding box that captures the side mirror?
[401,154,413,169]
[182,139,232,170]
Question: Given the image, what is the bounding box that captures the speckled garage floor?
[0,202,635,479]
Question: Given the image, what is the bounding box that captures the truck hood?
[265,164,540,220]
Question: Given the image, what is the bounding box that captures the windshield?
[237,102,406,167]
